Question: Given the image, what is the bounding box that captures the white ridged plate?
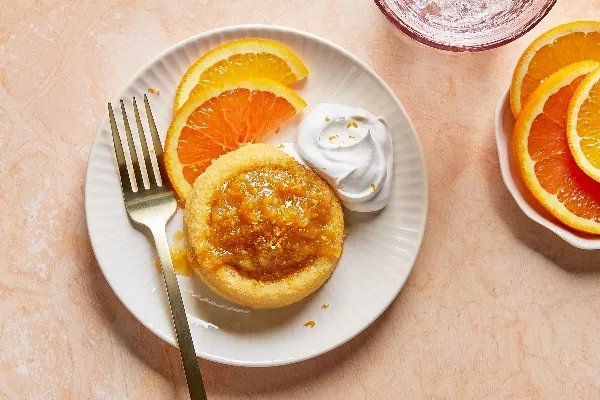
[85,25,428,366]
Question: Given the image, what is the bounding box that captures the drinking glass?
[375,0,557,52]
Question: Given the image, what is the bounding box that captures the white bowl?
[494,90,600,249]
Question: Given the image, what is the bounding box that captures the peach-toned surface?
[2,1,600,398]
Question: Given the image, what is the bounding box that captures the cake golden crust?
[184,143,344,309]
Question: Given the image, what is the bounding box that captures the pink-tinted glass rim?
[374,0,557,52]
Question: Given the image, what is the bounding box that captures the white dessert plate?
[85,25,428,366]
[495,90,600,249]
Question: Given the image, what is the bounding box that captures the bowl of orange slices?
[496,21,600,249]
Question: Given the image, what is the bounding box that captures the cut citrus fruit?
[174,38,309,112]
[567,66,600,182]
[514,60,600,234]
[510,21,600,116]
[165,77,307,200]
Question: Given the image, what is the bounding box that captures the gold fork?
[108,95,207,400]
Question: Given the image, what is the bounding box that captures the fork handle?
[151,226,208,400]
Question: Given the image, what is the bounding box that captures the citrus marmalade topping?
[206,166,340,281]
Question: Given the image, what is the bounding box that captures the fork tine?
[120,100,144,191]
[133,97,157,187]
[144,94,169,186]
[108,102,133,195]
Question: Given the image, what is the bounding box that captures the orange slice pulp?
[514,61,600,234]
[165,77,307,200]
[174,38,309,113]
[510,21,600,116]
[567,67,600,182]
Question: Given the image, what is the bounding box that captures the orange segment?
[514,61,600,234]
[567,67,600,182]
[178,89,296,184]
[165,78,307,200]
[189,53,297,100]
[174,39,309,112]
[510,21,600,116]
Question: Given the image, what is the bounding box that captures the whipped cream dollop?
[293,103,394,212]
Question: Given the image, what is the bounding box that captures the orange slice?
[567,66,600,182]
[510,21,600,116]
[174,38,309,112]
[165,77,307,200]
[514,60,600,234]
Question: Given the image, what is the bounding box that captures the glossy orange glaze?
[203,166,341,281]
[155,249,193,277]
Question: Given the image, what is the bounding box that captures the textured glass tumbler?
[375,0,557,52]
